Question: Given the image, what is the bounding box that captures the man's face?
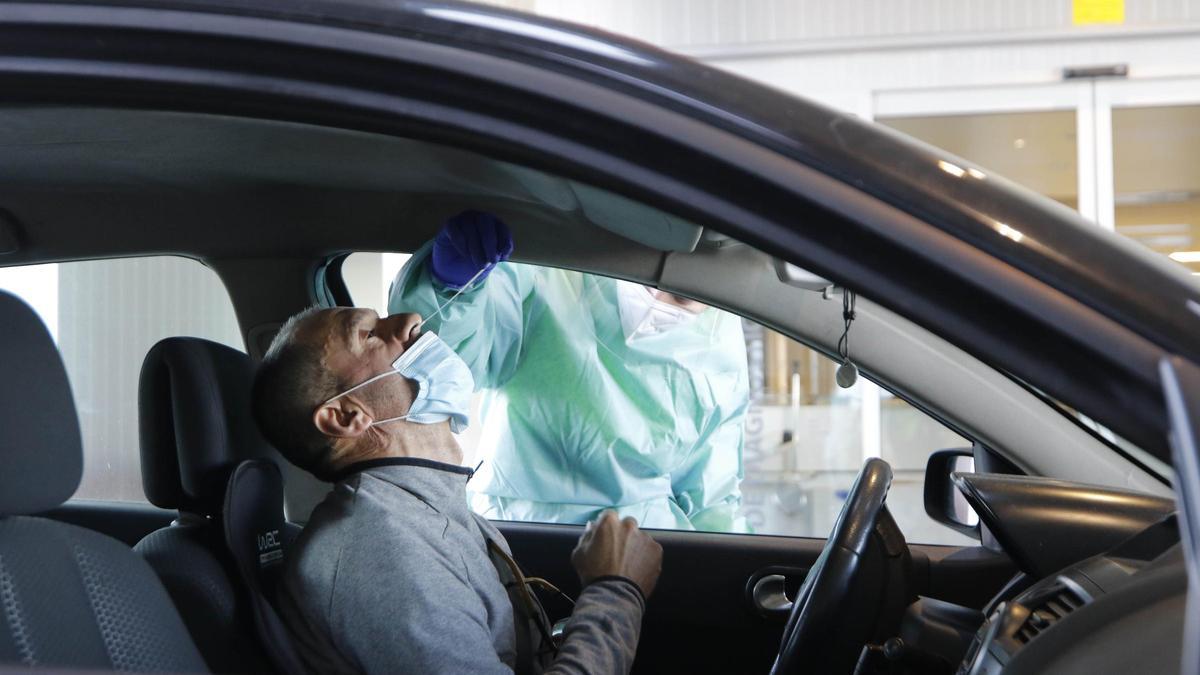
[305,308,424,416]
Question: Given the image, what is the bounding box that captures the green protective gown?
[389,243,750,532]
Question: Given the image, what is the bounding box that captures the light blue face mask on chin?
[324,331,475,433]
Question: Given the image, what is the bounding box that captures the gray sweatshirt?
[277,458,646,675]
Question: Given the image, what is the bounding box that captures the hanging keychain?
[835,289,858,389]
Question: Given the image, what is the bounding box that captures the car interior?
[0,104,1186,674]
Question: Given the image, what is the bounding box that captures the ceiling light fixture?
[1170,251,1200,263]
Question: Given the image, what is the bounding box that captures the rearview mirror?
[924,448,980,539]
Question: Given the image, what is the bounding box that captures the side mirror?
[924,448,980,539]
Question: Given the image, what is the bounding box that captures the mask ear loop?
[366,412,411,428]
[418,262,494,329]
[319,369,400,407]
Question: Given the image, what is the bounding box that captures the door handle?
[752,574,793,613]
[745,566,808,619]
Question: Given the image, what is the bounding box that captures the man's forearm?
[545,577,646,675]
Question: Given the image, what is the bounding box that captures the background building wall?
[479,1,1200,115]
[527,0,1199,50]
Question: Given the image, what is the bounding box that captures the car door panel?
[497,521,1015,674]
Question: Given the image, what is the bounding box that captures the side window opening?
[0,257,244,502]
[340,252,973,545]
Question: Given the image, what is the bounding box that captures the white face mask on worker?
[616,281,699,341]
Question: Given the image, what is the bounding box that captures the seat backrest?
[0,291,207,672]
[135,336,283,673]
[224,459,305,675]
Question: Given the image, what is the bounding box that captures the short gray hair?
[252,307,341,481]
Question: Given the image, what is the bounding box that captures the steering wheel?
[771,458,913,674]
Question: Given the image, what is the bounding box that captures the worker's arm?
[388,212,535,389]
[671,335,752,533]
[671,411,749,533]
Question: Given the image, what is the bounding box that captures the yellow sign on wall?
[1073,0,1126,25]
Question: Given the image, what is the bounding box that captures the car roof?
[0,107,701,261]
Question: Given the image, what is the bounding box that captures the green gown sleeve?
[387,241,537,390]
[670,404,750,533]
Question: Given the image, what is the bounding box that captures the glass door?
[874,82,1097,219]
[875,77,1200,281]
[1098,77,1200,277]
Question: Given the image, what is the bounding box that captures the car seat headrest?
[0,291,83,515]
[139,337,282,515]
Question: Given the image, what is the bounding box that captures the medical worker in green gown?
[389,210,750,532]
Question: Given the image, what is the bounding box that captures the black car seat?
[0,291,208,672]
[134,337,290,673]
[224,459,305,675]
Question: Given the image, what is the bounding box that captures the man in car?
[252,306,662,675]
[389,210,751,532]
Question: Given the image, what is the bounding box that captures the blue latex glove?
[430,210,514,290]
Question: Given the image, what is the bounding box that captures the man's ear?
[313,400,373,439]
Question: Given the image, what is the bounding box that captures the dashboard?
[960,516,1183,674]
[858,471,1181,675]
